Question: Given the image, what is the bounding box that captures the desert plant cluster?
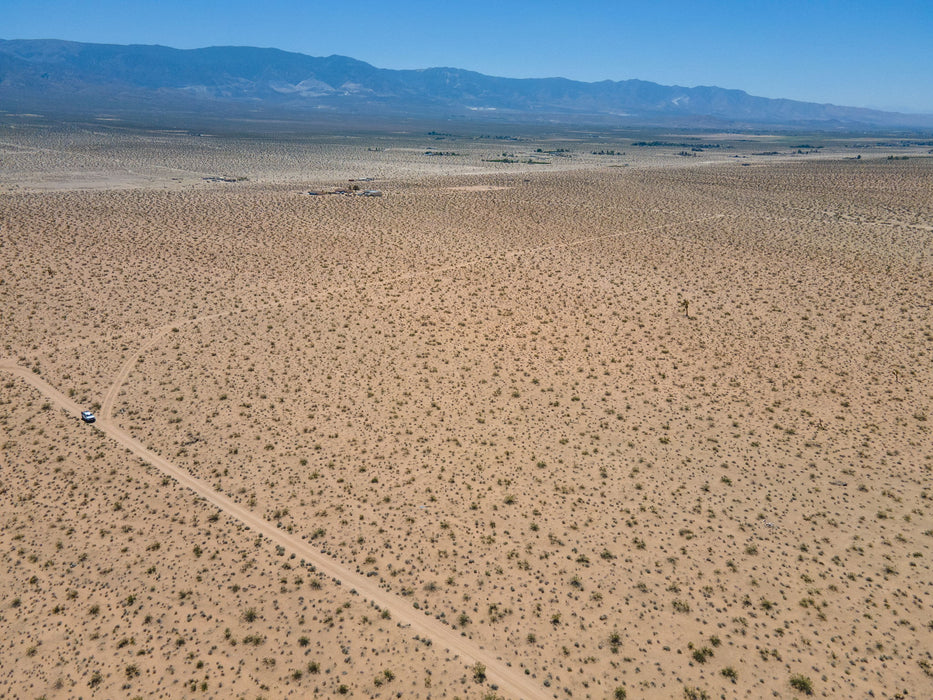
[1,122,931,698]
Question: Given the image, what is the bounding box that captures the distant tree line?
[632,141,721,148]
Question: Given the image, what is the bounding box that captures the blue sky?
[4,0,932,113]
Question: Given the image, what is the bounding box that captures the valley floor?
[1,126,931,698]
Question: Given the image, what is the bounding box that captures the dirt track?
[49,212,725,700]
[100,212,726,419]
[0,358,552,700]
[4,148,932,698]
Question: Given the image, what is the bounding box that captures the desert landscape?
[1,120,931,699]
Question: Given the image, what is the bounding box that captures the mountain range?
[1,39,931,130]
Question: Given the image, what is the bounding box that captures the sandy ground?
[1,124,931,699]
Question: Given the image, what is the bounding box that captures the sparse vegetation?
[789,674,814,694]
[1,128,929,700]
[473,662,487,683]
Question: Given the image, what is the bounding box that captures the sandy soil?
[1,125,931,699]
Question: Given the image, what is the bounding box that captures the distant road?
[0,359,551,700]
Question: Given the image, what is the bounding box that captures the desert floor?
[1,123,932,699]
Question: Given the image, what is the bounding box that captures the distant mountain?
[2,39,931,129]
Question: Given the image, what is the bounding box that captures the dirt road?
[6,216,727,697]
[1,359,552,700]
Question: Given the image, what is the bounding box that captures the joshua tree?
[680,299,690,319]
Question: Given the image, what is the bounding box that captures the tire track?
[102,213,726,419]
[31,212,724,698]
[2,359,551,700]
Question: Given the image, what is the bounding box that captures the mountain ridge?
[2,38,931,129]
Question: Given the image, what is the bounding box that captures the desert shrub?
[789,674,813,694]
[683,686,709,700]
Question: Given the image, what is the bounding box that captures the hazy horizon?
[4,0,932,114]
